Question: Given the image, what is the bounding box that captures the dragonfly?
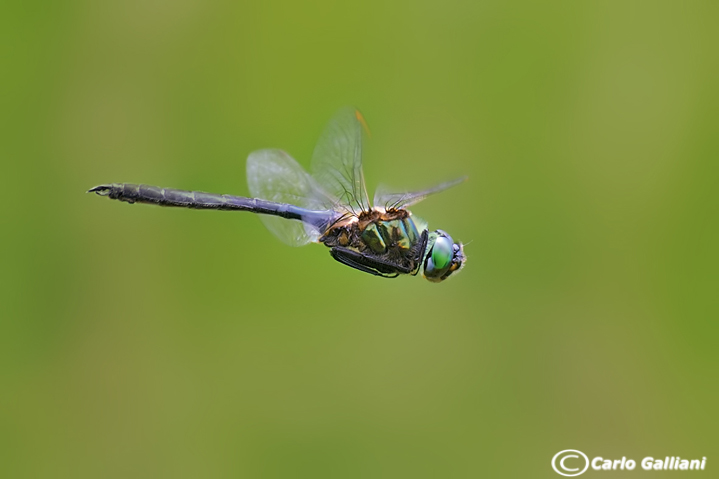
[89,108,466,282]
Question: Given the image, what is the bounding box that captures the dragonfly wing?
[374,176,468,210]
[311,107,371,214]
[247,149,329,247]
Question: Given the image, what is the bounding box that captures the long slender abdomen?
[88,183,245,210]
[88,183,338,230]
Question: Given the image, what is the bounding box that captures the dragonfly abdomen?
[89,183,273,211]
[88,183,336,230]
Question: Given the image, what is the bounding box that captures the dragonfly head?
[422,230,465,282]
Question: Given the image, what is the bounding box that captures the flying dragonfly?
[89,108,466,282]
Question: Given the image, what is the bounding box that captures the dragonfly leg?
[329,247,412,278]
[408,229,429,276]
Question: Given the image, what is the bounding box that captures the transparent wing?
[311,107,371,214]
[374,176,468,210]
[247,149,329,247]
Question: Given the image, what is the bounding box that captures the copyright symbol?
[551,450,589,476]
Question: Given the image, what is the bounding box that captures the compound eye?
[431,236,453,270]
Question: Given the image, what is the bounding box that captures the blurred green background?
[1,1,717,477]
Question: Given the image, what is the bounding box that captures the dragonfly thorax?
[320,208,427,277]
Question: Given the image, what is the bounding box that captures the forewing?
[311,107,371,213]
[374,176,468,210]
[247,149,325,247]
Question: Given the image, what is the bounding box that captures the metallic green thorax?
[361,218,420,254]
[320,209,428,277]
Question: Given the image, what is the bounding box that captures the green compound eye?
[431,236,453,270]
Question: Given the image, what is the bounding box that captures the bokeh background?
[2,1,717,477]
